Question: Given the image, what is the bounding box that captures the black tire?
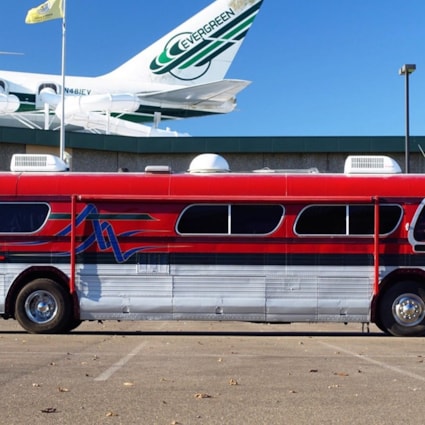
[378,281,425,337]
[15,278,72,334]
[61,316,82,333]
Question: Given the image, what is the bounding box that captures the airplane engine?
[0,84,20,113]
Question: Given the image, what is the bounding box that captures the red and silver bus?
[2,153,425,336]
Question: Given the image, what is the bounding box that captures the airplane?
[0,0,264,137]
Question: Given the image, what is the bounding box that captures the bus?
[2,153,425,336]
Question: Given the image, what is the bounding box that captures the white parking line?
[319,341,425,383]
[94,340,149,382]
[94,322,168,382]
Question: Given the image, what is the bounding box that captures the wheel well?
[372,268,425,323]
[5,266,78,320]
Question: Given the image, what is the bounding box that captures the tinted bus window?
[177,205,228,234]
[295,205,346,235]
[349,205,374,234]
[177,204,284,235]
[231,205,283,234]
[296,204,402,236]
[350,205,402,235]
[0,203,50,233]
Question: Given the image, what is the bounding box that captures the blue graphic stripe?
[53,204,159,263]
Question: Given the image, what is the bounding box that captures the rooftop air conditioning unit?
[10,154,69,172]
[344,155,402,174]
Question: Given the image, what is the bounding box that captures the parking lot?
[1,319,425,425]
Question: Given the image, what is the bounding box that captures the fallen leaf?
[41,407,57,414]
[333,372,349,377]
[194,393,212,399]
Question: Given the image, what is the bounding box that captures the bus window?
[349,205,374,234]
[295,204,402,236]
[0,203,50,233]
[231,205,284,234]
[177,205,228,234]
[295,205,346,235]
[177,204,284,235]
[349,205,402,235]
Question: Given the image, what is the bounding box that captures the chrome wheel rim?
[24,290,58,324]
[392,293,425,327]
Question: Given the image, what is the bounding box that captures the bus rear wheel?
[378,281,425,337]
[15,278,72,334]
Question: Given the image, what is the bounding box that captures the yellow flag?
[25,0,63,24]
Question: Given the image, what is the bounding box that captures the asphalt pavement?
[1,320,424,425]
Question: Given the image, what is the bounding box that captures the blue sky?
[1,1,424,137]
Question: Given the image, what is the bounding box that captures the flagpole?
[59,0,66,162]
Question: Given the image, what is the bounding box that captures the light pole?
[398,64,416,173]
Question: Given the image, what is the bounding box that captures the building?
[1,126,424,173]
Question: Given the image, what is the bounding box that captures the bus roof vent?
[144,165,172,174]
[10,154,69,172]
[344,155,402,174]
[188,153,230,173]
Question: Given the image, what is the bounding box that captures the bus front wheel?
[378,281,425,337]
[15,278,71,334]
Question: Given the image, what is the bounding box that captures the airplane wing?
[137,80,251,113]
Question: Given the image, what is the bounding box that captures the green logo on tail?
[150,2,262,81]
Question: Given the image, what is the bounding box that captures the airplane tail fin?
[104,0,264,86]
